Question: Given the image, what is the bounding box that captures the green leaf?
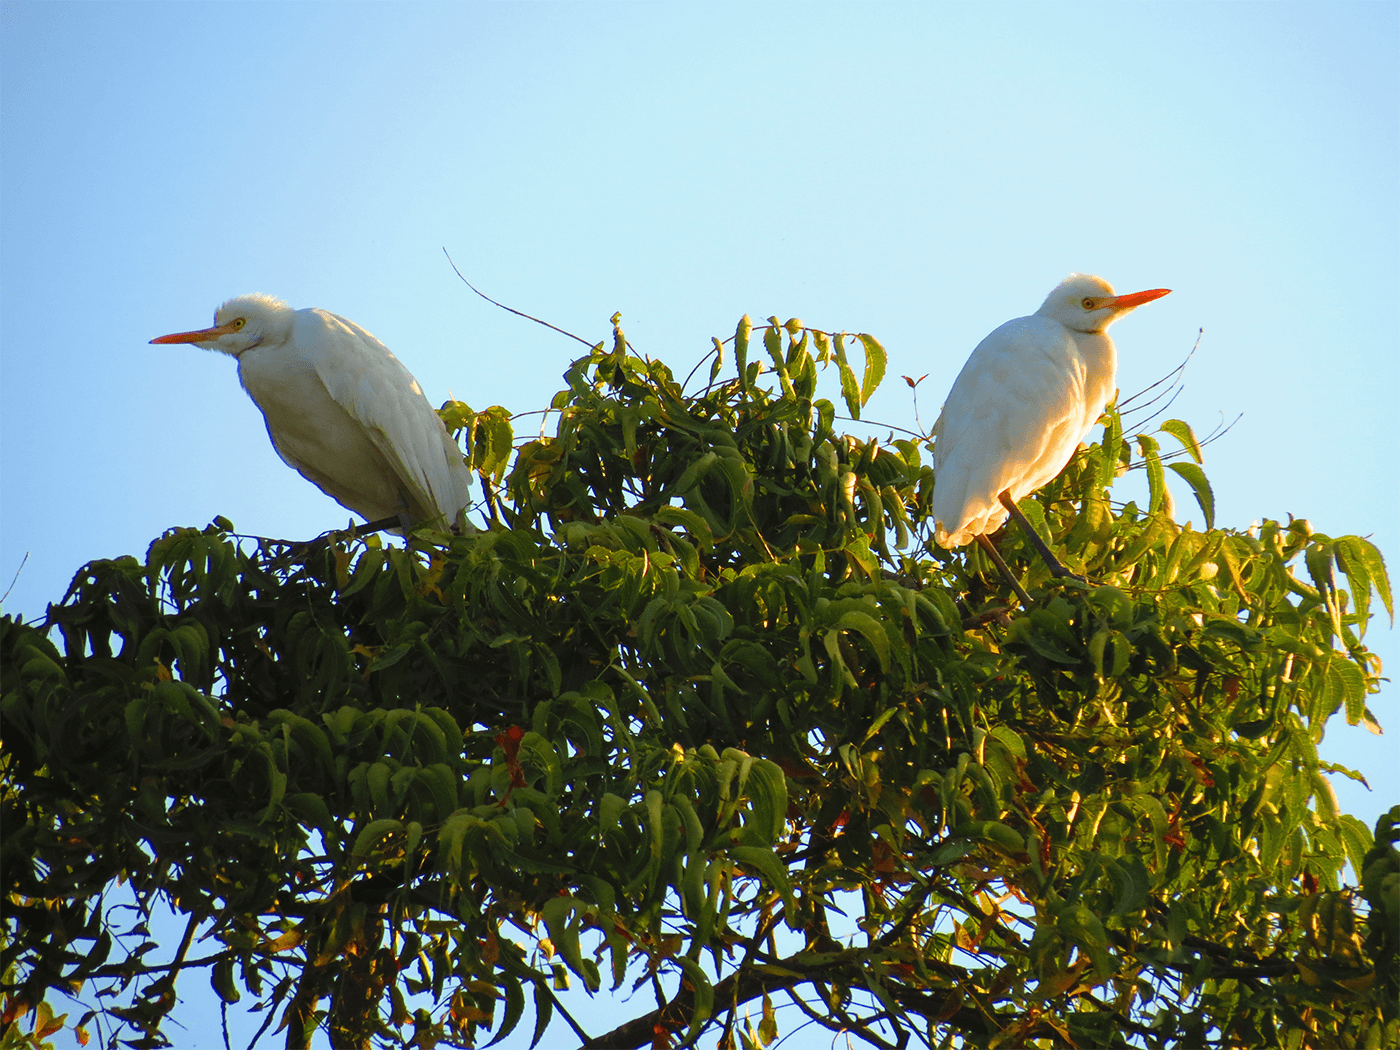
[1353,537,1393,626]
[833,333,862,419]
[675,955,715,1045]
[974,820,1025,856]
[1097,408,1124,491]
[833,610,891,673]
[734,315,752,391]
[1319,654,1367,726]
[1337,814,1374,880]
[541,896,597,992]
[1136,434,1166,515]
[655,505,714,552]
[1160,419,1204,463]
[1058,902,1113,979]
[740,758,789,846]
[211,955,241,1004]
[1104,856,1150,917]
[857,333,887,406]
[351,818,403,863]
[1167,461,1215,529]
[529,978,553,1050]
[728,846,793,918]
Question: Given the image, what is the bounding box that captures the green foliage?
[1,314,1394,1050]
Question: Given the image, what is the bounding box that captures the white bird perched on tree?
[151,294,474,534]
[930,274,1170,583]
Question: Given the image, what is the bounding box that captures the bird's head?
[1038,274,1171,334]
[150,294,294,357]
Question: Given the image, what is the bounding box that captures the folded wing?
[297,309,473,529]
[932,317,1098,547]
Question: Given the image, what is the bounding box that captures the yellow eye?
[232,318,246,328]
[1081,298,1096,310]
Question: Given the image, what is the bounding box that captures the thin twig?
[681,346,721,392]
[1,551,28,605]
[442,248,594,347]
[905,373,930,438]
[721,910,782,1050]
[1118,329,1203,415]
[1126,383,1185,431]
[1122,412,1242,470]
[835,416,926,440]
[543,981,593,1044]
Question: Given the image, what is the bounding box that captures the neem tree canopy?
[3,314,1396,1050]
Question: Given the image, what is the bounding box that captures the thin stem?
[442,248,594,347]
[1118,329,1203,414]
[1,550,28,604]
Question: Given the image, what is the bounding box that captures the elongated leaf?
[1354,537,1393,625]
[833,332,862,419]
[529,978,553,1050]
[708,336,725,385]
[675,955,715,1045]
[1167,461,1215,529]
[351,818,403,863]
[1337,814,1374,880]
[1098,408,1124,491]
[1160,419,1204,463]
[857,333,887,406]
[833,610,891,673]
[764,318,796,400]
[728,846,793,917]
[1136,435,1166,515]
[1332,535,1371,637]
[734,315,751,391]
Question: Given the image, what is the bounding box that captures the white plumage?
[931,274,1170,548]
[152,294,473,532]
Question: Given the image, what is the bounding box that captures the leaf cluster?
[1,315,1395,1050]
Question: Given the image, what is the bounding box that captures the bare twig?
[720,910,782,1050]
[903,374,931,437]
[542,982,593,1045]
[1122,412,1243,470]
[835,416,926,440]
[442,248,594,347]
[1118,329,1203,416]
[1126,382,1185,432]
[1,550,29,605]
[681,346,721,392]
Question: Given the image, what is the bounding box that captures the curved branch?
[576,949,996,1050]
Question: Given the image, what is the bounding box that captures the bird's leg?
[354,514,407,538]
[974,533,1034,608]
[997,491,1082,581]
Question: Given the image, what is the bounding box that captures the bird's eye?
[1081,298,1096,310]
[232,318,246,329]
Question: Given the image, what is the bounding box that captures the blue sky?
[2,2,1395,1046]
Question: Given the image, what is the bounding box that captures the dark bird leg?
[975,533,1034,608]
[356,514,408,537]
[997,491,1082,581]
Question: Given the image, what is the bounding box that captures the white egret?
[151,295,474,534]
[930,274,1171,596]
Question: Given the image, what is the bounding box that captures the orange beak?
[1106,287,1172,311]
[150,320,241,345]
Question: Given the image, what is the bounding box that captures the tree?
[2,313,1396,1050]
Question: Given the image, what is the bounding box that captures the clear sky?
[2,2,1395,1047]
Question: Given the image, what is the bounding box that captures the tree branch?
[442,248,595,347]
